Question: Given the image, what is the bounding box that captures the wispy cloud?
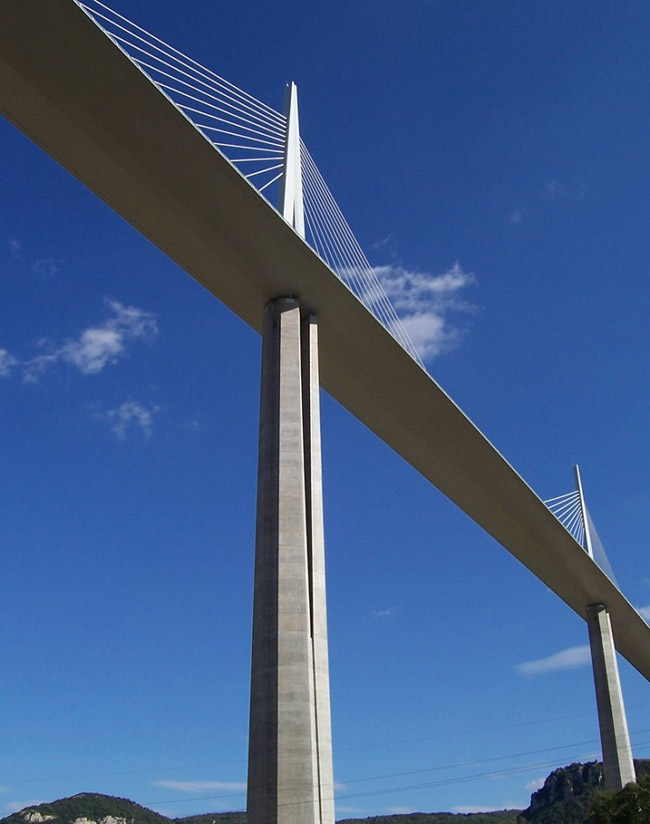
[0,349,17,378]
[21,299,157,382]
[8,238,60,278]
[372,606,397,619]
[151,780,246,793]
[371,234,394,250]
[98,400,160,440]
[31,258,60,278]
[543,179,586,202]
[544,179,567,198]
[516,645,590,676]
[525,777,545,791]
[508,211,522,224]
[387,806,419,814]
[375,262,477,361]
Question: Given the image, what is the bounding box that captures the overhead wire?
[137,735,650,808]
[7,717,650,792]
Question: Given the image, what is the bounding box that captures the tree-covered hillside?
[0,795,171,824]
[0,798,521,824]
[3,763,650,824]
[518,760,650,823]
[0,795,519,824]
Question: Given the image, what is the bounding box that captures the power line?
[8,727,650,813]
[140,739,650,808]
[5,704,649,787]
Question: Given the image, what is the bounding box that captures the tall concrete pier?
[574,467,636,790]
[247,297,334,824]
[586,603,636,790]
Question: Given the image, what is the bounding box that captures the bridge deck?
[2,0,649,680]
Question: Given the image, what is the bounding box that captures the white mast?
[574,464,594,560]
[278,81,305,238]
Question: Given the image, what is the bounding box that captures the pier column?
[586,603,636,790]
[247,297,334,824]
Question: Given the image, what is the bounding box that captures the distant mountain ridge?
[2,763,649,824]
[0,793,518,824]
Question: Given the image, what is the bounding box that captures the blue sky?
[2,0,650,818]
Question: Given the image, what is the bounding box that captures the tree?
[588,775,650,824]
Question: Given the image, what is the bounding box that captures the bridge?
[1,2,648,821]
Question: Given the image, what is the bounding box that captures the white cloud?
[516,644,590,676]
[509,211,522,224]
[0,349,17,378]
[101,400,159,440]
[371,234,394,250]
[525,777,545,791]
[31,258,60,278]
[544,179,566,197]
[375,262,477,361]
[453,806,504,814]
[638,604,650,621]
[387,807,419,814]
[23,299,157,382]
[543,179,585,201]
[8,238,60,277]
[151,780,246,793]
[372,606,397,619]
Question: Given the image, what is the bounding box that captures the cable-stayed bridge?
[77,0,423,367]
[1,1,648,821]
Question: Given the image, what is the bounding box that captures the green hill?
[0,797,521,824]
[0,795,171,824]
[3,762,650,824]
[0,793,518,824]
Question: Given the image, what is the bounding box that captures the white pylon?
[278,82,305,238]
[247,83,334,824]
[574,464,594,560]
